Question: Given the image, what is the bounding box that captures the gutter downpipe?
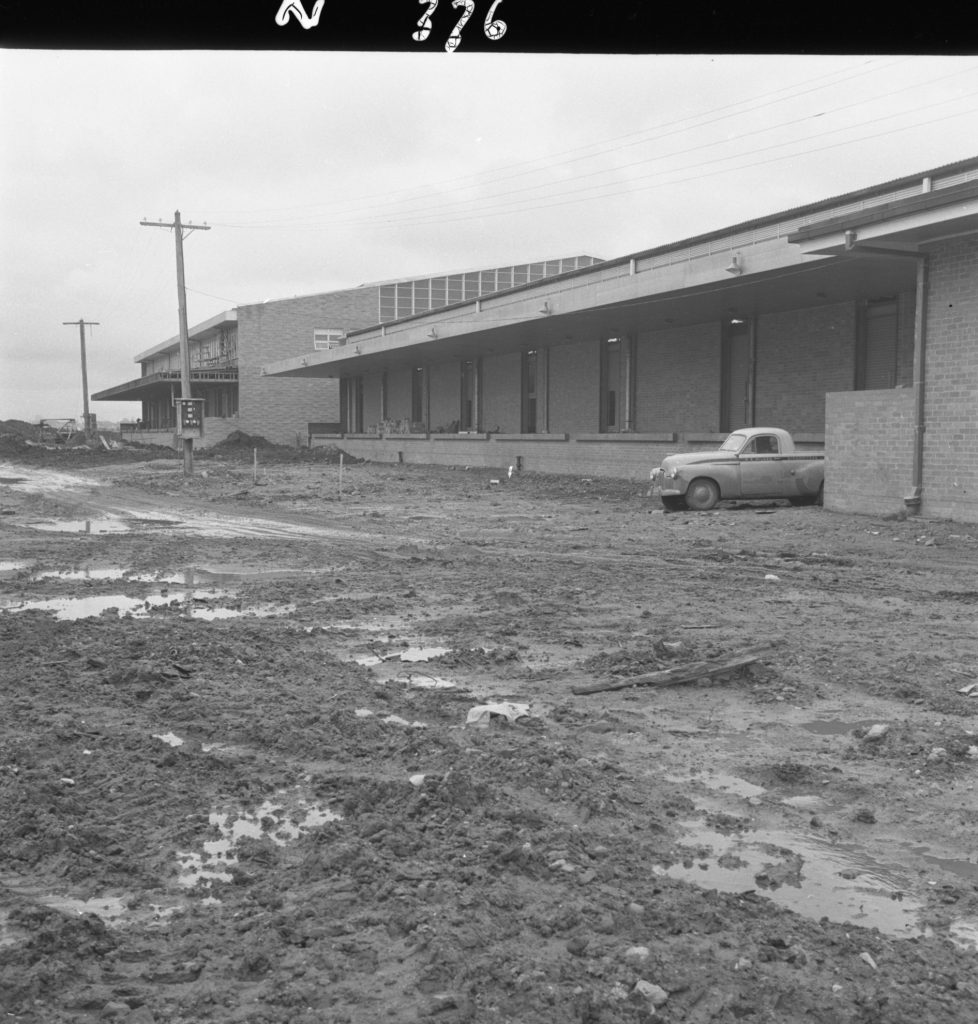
[842,231,928,515]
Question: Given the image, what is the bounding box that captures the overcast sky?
[2,50,977,426]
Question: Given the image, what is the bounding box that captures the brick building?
[265,157,978,523]
[92,257,602,447]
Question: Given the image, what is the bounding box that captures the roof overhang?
[262,245,915,380]
[134,309,237,363]
[787,179,978,256]
[92,367,238,402]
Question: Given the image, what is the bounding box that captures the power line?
[208,92,978,235]
[203,56,915,224]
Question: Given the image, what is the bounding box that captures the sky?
[2,49,977,426]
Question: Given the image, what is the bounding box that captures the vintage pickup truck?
[650,427,825,511]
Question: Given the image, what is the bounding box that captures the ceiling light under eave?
[725,254,743,275]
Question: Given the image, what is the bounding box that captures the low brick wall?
[824,390,915,516]
[122,417,241,451]
[313,431,823,484]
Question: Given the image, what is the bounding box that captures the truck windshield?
[719,433,748,452]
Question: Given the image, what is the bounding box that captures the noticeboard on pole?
[175,398,205,439]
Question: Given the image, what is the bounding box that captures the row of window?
[376,256,602,323]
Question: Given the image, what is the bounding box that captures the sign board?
[175,398,205,439]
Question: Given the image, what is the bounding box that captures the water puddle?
[355,645,451,666]
[354,708,428,727]
[0,591,295,621]
[800,719,886,736]
[668,771,766,801]
[177,794,343,888]
[0,464,99,492]
[153,732,185,747]
[661,774,978,949]
[397,673,456,689]
[661,818,935,940]
[24,518,134,534]
[906,846,978,884]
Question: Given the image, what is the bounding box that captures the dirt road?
[1,440,977,1023]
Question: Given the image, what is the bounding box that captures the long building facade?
[264,157,978,523]
[92,256,602,447]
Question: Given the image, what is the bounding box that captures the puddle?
[354,708,428,727]
[800,719,886,736]
[663,774,978,948]
[666,772,766,801]
[661,818,930,939]
[153,732,185,747]
[0,464,99,492]
[355,645,451,666]
[906,846,978,884]
[0,560,29,575]
[397,673,456,689]
[24,518,134,534]
[177,794,342,888]
[0,591,295,621]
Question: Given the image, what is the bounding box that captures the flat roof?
[134,309,237,362]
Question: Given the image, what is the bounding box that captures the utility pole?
[62,319,100,440]
[140,210,211,475]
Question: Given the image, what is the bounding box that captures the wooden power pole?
[140,210,211,475]
[62,318,100,440]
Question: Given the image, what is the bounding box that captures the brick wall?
[482,351,522,434]
[824,389,915,515]
[236,288,376,444]
[921,236,978,521]
[636,323,721,433]
[385,367,414,424]
[549,339,600,433]
[428,361,460,432]
[362,372,384,430]
[755,302,856,433]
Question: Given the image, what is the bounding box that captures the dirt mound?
[0,419,40,441]
[205,431,358,466]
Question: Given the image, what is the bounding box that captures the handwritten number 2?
[412,0,438,42]
[274,0,326,29]
[446,0,475,52]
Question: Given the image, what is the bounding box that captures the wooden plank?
[571,644,774,696]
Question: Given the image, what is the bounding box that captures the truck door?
[738,434,791,496]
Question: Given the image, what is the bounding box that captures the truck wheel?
[684,478,720,511]
[661,496,686,512]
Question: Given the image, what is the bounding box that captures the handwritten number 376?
[413,0,507,51]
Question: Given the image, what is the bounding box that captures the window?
[313,329,345,351]
[742,435,779,455]
[600,336,636,432]
[396,283,413,319]
[379,285,396,322]
[856,300,898,390]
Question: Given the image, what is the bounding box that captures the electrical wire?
[203,56,920,223]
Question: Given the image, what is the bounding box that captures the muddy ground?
[1,433,977,1023]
